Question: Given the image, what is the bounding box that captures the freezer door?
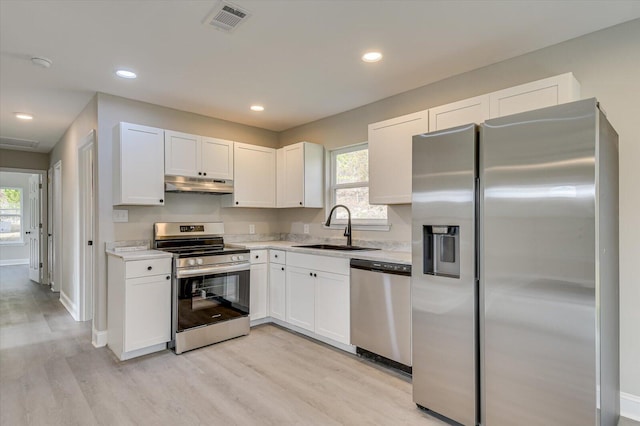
[481,99,598,425]
[411,123,478,426]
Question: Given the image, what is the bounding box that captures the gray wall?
[0,149,49,171]
[49,95,98,319]
[278,19,640,397]
[94,93,281,333]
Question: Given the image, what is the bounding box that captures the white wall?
[49,96,98,320]
[0,171,32,264]
[94,93,280,332]
[279,19,640,398]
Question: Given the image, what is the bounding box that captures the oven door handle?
[176,263,249,278]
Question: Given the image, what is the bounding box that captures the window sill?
[323,223,391,232]
[0,241,26,246]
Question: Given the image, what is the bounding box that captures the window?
[328,143,387,228]
[0,187,23,244]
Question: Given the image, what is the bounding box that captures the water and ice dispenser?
[423,225,460,278]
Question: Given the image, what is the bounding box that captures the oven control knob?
[196,258,204,266]
[237,255,244,261]
[231,255,238,261]
[187,259,196,266]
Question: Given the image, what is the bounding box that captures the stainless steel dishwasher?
[350,258,411,371]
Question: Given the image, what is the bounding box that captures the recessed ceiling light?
[31,57,52,68]
[250,105,264,112]
[115,69,137,79]
[15,112,34,120]
[362,51,383,63]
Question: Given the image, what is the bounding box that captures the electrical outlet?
[112,209,128,223]
[303,224,310,234]
[249,224,255,234]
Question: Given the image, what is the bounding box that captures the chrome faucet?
[325,204,352,246]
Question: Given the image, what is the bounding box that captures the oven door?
[175,263,250,332]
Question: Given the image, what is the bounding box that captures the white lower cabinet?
[315,271,350,344]
[286,266,316,331]
[250,250,268,321]
[268,250,286,321]
[107,253,172,361]
[285,252,351,345]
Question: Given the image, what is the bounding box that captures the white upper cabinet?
[113,122,165,206]
[165,131,234,180]
[223,142,276,208]
[276,141,324,208]
[489,72,581,118]
[201,137,234,180]
[368,110,429,204]
[164,130,199,177]
[429,95,490,132]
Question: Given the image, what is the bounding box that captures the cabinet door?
[124,274,171,352]
[233,142,276,207]
[115,122,165,206]
[429,95,490,131]
[269,263,286,321]
[286,266,315,331]
[250,263,268,320]
[489,72,580,118]
[368,110,429,204]
[315,271,350,344]
[282,143,305,207]
[164,130,200,177]
[201,137,234,180]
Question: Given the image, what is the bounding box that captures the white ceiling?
[2,1,640,153]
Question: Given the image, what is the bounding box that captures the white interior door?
[52,161,62,292]
[28,174,40,282]
[79,133,95,321]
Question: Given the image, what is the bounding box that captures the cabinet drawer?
[250,250,268,264]
[287,252,349,275]
[269,250,286,264]
[125,258,171,279]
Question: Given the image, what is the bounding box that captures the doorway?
[51,161,62,293]
[0,169,47,284]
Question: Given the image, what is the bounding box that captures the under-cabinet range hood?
[165,176,233,194]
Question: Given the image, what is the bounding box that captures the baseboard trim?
[0,258,29,266]
[59,291,80,321]
[621,392,640,421]
[92,327,108,348]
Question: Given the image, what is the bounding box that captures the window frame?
[326,142,389,230]
[0,186,24,245]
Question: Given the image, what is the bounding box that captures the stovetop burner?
[152,222,249,258]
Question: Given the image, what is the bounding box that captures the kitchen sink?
[293,244,380,251]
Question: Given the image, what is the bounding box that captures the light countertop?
[106,248,173,261]
[233,240,411,265]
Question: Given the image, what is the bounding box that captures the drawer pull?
[147,266,152,271]
[166,276,170,280]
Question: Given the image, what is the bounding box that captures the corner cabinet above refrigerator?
[411,98,619,426]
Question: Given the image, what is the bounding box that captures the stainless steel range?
[153,222,250,354]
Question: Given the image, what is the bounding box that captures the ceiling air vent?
[204,1,251,33]
[0,137,39,150]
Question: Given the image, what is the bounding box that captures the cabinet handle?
[236,201,239,205]
[160,199,164,203]
[309,272,312,276]
[198,172,202,176]
[299,202,303,205]
[203,172,207,176]
[166,276,170,280]
[274,254,278,258]
[281,267,284,271]
[314,273,317,277]
[147,266,152,271]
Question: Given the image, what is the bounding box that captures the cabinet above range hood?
[165,176,233,194]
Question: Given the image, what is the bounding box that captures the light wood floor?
[0,265,445,425]
[2,265,637,426]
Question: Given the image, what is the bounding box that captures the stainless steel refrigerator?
[411,98,619,426]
